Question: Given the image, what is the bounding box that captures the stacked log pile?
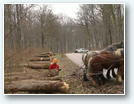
[27,52,52,69]
[5,52,69,94]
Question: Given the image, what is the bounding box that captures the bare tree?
[77,4,124,50]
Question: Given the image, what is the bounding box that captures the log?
[5,75,33,82]
[5,79,69,93]
[44,76,62,81]
[29,57,50,61]
[26,63,50,69]
[4,71,61,82]
[102,41,124,52]
[28,61,50,65]
[35,55,50,58]
[40,52,53,55]
[4,69,49,77]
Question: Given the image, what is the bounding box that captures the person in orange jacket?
[48,58,61,77]
[49,58,60,72]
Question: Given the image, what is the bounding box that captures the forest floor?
[58,54,124,94]
[4,48,53,94]
[4,49,124,94]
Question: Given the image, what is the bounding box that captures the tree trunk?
[26,63,50,69]
[5,79,69,93]
[29,57,50,61]
[102,4,113,47]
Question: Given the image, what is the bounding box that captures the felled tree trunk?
[40,52,53,56]
[4,70,48,77]
[26,63,50,69]
[29,57,50,61]
[35,55,50,58]
[5,79,69,93]
[4,72,61,82]
[28,61,50,65]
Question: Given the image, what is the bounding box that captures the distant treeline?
[5,4,124,53]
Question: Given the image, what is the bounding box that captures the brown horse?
[82,48,124,86]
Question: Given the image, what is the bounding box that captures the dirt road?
[66,53,84,67]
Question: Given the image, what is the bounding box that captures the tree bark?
[5,79,69,93]
[26,63,50,69]
[29,57,50,61]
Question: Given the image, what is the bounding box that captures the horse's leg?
[83,72,89,81]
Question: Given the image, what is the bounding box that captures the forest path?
[66,53,84,67]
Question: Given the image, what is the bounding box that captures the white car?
[74,48,89,53]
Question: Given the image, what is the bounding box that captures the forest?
[4,4,124,94]
[5,4,124,53]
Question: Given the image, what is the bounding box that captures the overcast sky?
[50,4,80,19]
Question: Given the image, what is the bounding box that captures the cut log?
[35,55,50,58]
[12,75,61,81]
[5,79,69,93]
[29,57,50,61]
[26,63,50,69]
[5,74,61,82]
[4,69,49,77]
[40,52,53,56]
[44,76,62,81]
[28,61,50,65]
[5,75,33,82]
